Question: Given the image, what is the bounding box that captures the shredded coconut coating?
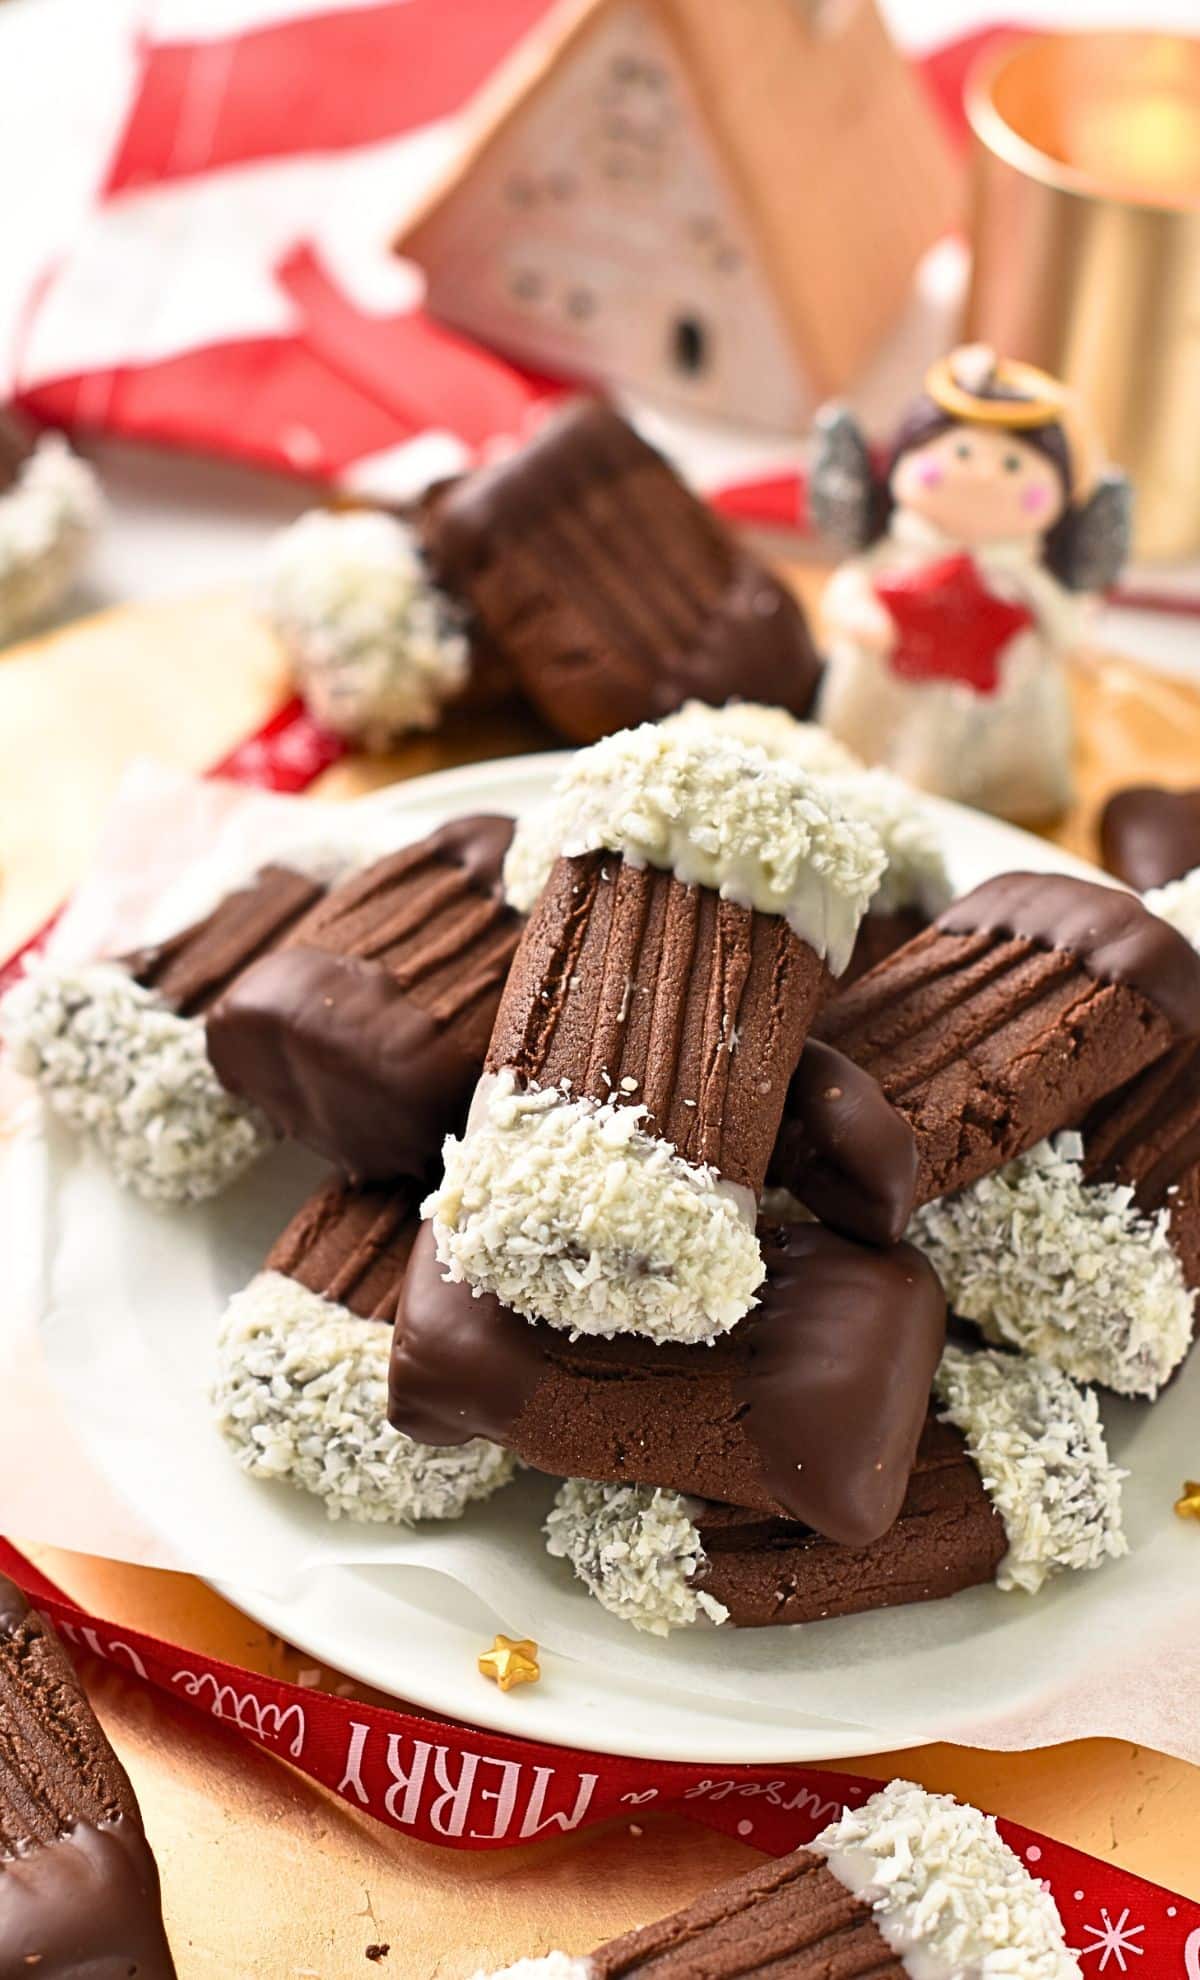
[0,435,101,642]
[0,960,272,1204]
[933,1346,1126,1595]
[814,1779,1080,1978]
[659,699,864,776]
[1146,864,1200,949]
[820,767,952,917]
[214,1272,516,1524]
[545,1480,729,1637]
[267,508,468,745]
[657,709,948,919]
[424,1074,763,1342]
[471,1959,592,1980]
[503,724,885,975]
[910,1135,1195,1398]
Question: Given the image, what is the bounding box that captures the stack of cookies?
[387,715,1200,1633]
[7,683,1200,1638]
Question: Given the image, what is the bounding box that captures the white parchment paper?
[4,763,1199,1762]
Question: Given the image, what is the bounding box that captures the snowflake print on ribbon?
[1080,1906,1145,1971]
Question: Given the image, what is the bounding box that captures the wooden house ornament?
[395,0,960,430]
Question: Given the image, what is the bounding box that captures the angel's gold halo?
[924,348,1097,495]
[926,351,1065,429]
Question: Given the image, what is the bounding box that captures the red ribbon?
[1,1540,1196,1967]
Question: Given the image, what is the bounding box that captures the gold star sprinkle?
[1174,1481,1200,1520]
[478,1634,540,1692]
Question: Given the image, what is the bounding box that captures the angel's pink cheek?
[1021,483,1051,515]
[917,464,944,489]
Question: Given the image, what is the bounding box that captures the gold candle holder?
[965,31,1200,561]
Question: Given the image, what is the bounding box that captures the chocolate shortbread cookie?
[391,1219,945,1547]
[777,870,1200,1236]
[476,1779,1077,1979]
[0,1573,176,1978]
[911,866,1200,1395]
[492,853,821,1195]
[840,904,928,986]
[214,1175,515,1524]
[127,864,326,1015]
[427,727,885,1342]
[1085,1037,1200,1288]
[1,863,326,1204]
[208,814,522,1182]
[421,401,823,744]
[265,1172,423,1319]
[914,1040,1200,1399]
[1100,784,1200,894]
[546,1348,1125,1633]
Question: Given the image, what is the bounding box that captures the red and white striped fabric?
[12,1,565,498]
[7,0,992,530]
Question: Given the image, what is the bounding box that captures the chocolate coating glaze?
[1100,784,1200,895]
[0,1818,176,1980]
[737,1222,945,1546]
[768,1039,919,1246]
[391,1221,946,1547]
[389,1223,543,1445]
[420,812,514,898]
[657,555,819,724]
[938,870,1200,1038]
[207,947,482,1184]
[206,814,519,1182]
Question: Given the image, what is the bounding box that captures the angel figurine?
[810,345,1132,823]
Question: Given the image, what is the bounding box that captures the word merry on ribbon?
[1,1541,1198,1972]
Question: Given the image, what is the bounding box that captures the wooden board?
[5,587,1200,1973]
[2,575,1194,959]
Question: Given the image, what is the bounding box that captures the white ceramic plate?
[26,751,1197,1764]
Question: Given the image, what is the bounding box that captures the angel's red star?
[873,552,1034,695]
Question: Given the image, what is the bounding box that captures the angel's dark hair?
[873,389,1084,586]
